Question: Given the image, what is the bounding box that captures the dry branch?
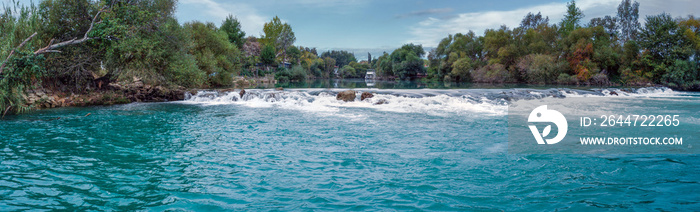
[0,32,38,74]
[0,7,106,75]
[34,8,104,55]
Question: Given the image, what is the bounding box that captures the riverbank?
[21,75,282,110]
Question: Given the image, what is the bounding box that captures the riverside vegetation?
[1,0,699,115]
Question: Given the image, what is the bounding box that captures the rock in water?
[336,90,356,102]
[239,89,246,98]
[361,92,374,101]
[374,99,388,105]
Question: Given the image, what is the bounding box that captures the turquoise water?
[0,87,698,211]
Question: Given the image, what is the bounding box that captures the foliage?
[338,65,356,78]
[261,16,295,61]
[588,15,618,41]
[0,52,46,114]
[428,31,483,81]
[559,0,584,36]
[471,63,511,83]
[260,44,276,66]
[220,15,246,49]
[184,21,242,87]
[275,65,307,82]
[349,61,370,78]
[0,2,44,114]
[286,45,301,65]
[520,12,549,30]
[617,0,640,43]
[99,0,201,87]
[516,54,561,84]
[389,44,425,80]
[320,50,356,68]
[639,13,694,82]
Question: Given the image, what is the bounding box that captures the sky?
[4,0,699,60]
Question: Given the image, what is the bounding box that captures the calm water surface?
[0,87,698,211]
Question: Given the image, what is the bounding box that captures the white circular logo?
[528,105,568,145]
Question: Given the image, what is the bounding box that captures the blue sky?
[4,0,698,60]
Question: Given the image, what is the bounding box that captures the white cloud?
[178,0,268,36]
[280,0,369,8]
[406,0,698,47]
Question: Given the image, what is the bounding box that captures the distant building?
[365,69,376,79]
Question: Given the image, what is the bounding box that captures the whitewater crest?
[182,87,680,116]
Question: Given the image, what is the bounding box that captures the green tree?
[617,0,640,43]
[220,15,246,49]
[375,52,392,78]
[339,65,356,78]
[322,56,336,78]
[520,12,549,30]
[588,16,618,40]
[559,0,584,36]
[37,0,104,91]
[261,16,295,61]
[260,44,276,69]
[390,43,425,80]
[0,2,46,114]
[184,21,241,87]
[639,13,694,83]
[99,0,202,86]
[286,45,301,65]
[320,50,357,68]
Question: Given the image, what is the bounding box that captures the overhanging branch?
[0,32,38,74]
[34,8,105,55]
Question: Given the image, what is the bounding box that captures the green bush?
[275,66,307,82]
[662,59,700,90]
[556,73,579,84]
[339,65,356,78]
[516,54,561,84]
[471,63,511,83]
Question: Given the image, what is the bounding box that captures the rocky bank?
[24,77,192,109]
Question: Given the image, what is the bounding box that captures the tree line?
[411,0,699,90]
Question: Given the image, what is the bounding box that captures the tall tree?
[520,12,549,30]
[589,15,619,41]
[220,15,246,49]
[261,16,295,61]
[559,0,584,36]
[639,13,693,80]
[184,21,241,87]
[617,0,640,43]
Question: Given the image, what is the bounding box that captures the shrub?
[661,59,699,90]
[339,65,356,78]
[450,57,473,82]
[516,54,560,84]
[556,73,579,84]
[471,63,511,83]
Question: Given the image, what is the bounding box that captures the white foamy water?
[182,89,508,116]
[181,87,686,117]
